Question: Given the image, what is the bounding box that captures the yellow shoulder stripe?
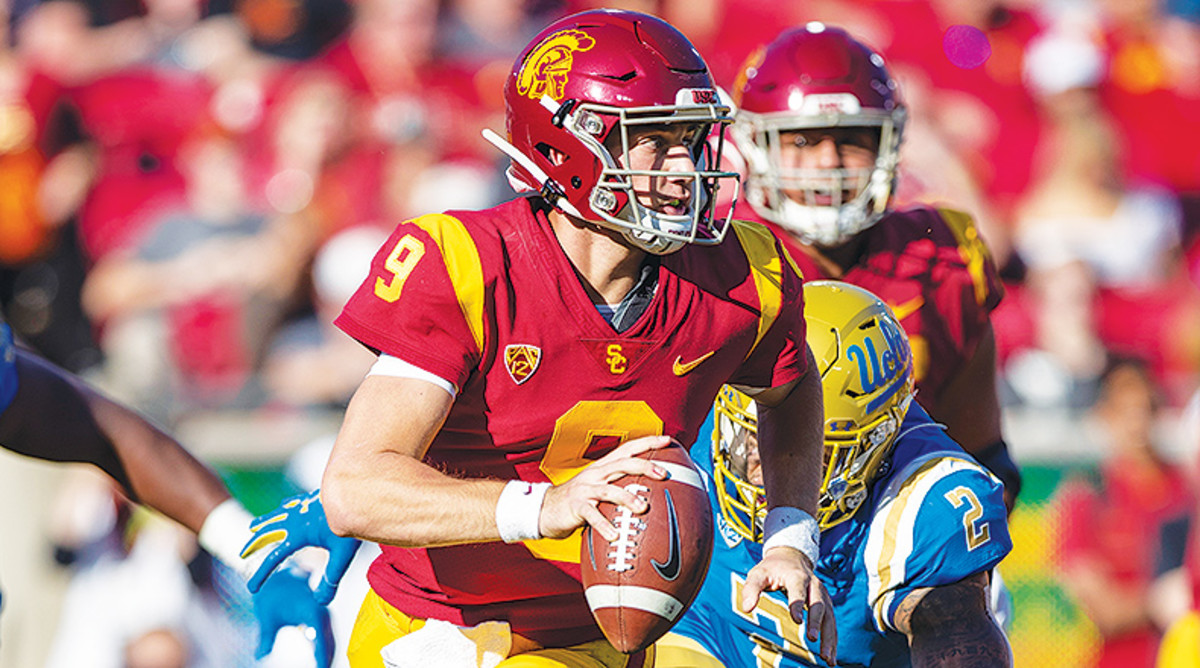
[937,208,992,308]
[413,214,486,354]
[731,220,790,360]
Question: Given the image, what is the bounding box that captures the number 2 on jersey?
[374,235,426,303]
[944,486,990,550]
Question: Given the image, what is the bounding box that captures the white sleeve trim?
[367,355,458,398]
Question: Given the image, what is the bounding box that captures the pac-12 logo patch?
[517,29,596,101]
[504,344,542,384]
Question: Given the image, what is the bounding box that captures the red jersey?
[750,206,1002,402]
[335,196,808,646]
[1055,458,1195,667]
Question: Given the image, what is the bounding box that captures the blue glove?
[241,489,361,605]
[252,566,334,668]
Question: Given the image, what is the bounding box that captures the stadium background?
[1,0,1199,665]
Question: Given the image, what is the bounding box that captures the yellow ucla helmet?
[712,385,766,541]
[807,280,914,529]
[711,280,915,537]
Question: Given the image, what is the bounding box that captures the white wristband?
[495,480,551,543]
[198,498,260,580]
[762,506,820,567]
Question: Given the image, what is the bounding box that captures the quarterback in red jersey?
[728,23,1020,508]
[322,9,834,668]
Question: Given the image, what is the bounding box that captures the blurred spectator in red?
[262,225,385,409]
[1053,354,1196,667]
[1007,25,1200,407]
[1148,392,1200,667]
[258,0,510,246]
[1095,0,1200,194]
[0,0,115,371]
[81,131,308,419]
[0,0,63,267]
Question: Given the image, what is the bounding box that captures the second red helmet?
[731,23,906,246]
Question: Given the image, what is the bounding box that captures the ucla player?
[0,313,347,667]
[657,281,1013,667]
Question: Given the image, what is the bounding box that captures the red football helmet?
[731,23,906,246]
[485,9,739,255]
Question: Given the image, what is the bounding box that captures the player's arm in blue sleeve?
[866,456,1012,666]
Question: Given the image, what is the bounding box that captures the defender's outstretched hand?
[252,566,335,668]
[742,546,837,665]
[242,489,361,605]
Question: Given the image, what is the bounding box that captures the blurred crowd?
[3,0,1200,665]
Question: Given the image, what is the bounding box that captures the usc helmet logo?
[517,29,596,101]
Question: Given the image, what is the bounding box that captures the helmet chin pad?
[600,182,715,255]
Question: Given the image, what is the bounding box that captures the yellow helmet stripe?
[730,220,789,360]
[412,214,486,354]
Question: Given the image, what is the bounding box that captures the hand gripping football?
[580,442,714,654]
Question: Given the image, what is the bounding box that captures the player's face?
[613,123,705,217]
[777,128,879,206]
[730,427,763,487]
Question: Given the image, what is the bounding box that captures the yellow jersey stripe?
[731,221,786,360]
[937,208,991,308]
[413,214,486,354]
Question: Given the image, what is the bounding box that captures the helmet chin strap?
[481,128,586,219]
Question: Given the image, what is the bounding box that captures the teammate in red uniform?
[728,23,1021,508]
[320,9,833,668]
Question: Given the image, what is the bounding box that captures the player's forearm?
[756,354,824,514]
[3,353,230,532]
[85,388,232,533]
[322,375,509,547]
[932,325,1003,457]
[322,453,506,547]
[905,576,1013,667]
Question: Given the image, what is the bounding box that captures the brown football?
[580,442,714,654]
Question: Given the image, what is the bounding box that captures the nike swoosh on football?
[672,350,715,376]
[888,295,925,321]
[651,490,681,581]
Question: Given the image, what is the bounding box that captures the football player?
[656,280,1013,667]
[316,9,833,668]
[0,315,344,667]
[727,24,1021,510]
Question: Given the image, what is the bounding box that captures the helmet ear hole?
[535,142,562,164]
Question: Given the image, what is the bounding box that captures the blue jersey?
[671,404,1011,668]
[0,319,16,414]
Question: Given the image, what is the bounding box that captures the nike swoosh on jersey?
[652,490,682,581]
[888,295,925,321]
[672,350,715,376]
